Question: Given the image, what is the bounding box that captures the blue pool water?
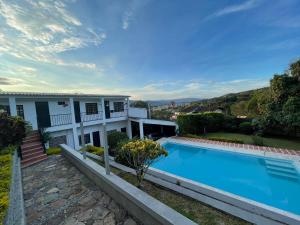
[151,142,300,215]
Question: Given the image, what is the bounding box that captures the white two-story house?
[0,92,149,150]
[0,92,177,150]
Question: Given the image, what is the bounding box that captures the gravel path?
[22,155,139,225]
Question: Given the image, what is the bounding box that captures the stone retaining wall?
[4,151,26,225]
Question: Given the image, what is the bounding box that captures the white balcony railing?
[128,107,147,119]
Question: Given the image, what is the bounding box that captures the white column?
[103,123,110,175]
[8,97,17,116]
[139,120,144,139]
[127,119,132,139]
[69,97,79,149]
[126,97,130,118]
[101,97,106,121]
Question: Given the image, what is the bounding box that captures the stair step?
[22,146,44,155]
[265,160,294,169]
[23,136,40,142]
[21,154,47,164]
[266,166,297,175]
[268,170,299,180]
[22,151,45,159]
[21,156,48,168]
[22,143,43,151]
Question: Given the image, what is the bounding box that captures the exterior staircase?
[21,131,48,168]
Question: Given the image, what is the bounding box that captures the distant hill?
[179,87,268,114]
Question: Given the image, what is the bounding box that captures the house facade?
[0,92,149,150]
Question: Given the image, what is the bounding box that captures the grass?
[91,157,250,225]
[117,171,250,225]
[0,149,13,225]
[188,132,300,150]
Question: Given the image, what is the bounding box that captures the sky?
[0,0,300,100]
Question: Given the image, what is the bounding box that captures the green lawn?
[195,132,300,150]
[118,171,250,225]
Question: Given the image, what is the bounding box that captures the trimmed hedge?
[177,112,253,135]
[177,112,225,135]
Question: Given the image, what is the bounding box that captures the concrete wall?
[60,144,197,225]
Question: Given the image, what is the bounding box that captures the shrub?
[252,135,264,146]
[119,139,168,188]
[107,131,128,150]
[0,153,12,224]
[81,145,104,156]
[0,113,26,151]
[239,122,253,134]
[46,147,61,155]
[41,130,51,144]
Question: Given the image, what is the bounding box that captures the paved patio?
[22,155,139,225]
[174,136,300,156]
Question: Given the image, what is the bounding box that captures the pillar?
[8,97,17,116]
[127,119,132,139]
[139,120,144,139]
[69,97,79,149]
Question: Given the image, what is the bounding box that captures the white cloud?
[0,0,106,70]
[206,0,260,20]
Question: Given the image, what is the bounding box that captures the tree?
[119,139,168,188]
[282,97,300,135]
[130,100,148,109]
[290,60,300,81]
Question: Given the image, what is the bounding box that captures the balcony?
[80,112,103,122]
[50,114,72,126]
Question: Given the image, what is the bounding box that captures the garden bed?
[0,150,12,225]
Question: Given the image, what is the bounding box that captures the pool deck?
[172,136,300,157]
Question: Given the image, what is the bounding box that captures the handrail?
[80,111,103,122]
[50,113,72,126]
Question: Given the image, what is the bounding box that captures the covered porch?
[129,118,177,140]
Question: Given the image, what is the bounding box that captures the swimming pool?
[151,142,300,215]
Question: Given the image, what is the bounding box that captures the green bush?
[0,153,12,225]
[107,131,128,150]
[46,147,61,155]
[239,122,253,134]
[252,135,264,146]
[81,145,104,156]
[0,113,26,151]
[177,112,225,135]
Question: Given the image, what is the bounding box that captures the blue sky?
[0,0,300,100]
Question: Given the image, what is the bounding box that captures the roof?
[0,91,130,98]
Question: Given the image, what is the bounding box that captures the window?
[78,134,91,145]
[17,105,24,119]
[57,101,66,105]
[121,127,127,133]
[86,103,98,115]
[113,102,124,112]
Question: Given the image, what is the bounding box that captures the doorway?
[104,100,110,119]
[92,131,100,147]
[35,102,51,128]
